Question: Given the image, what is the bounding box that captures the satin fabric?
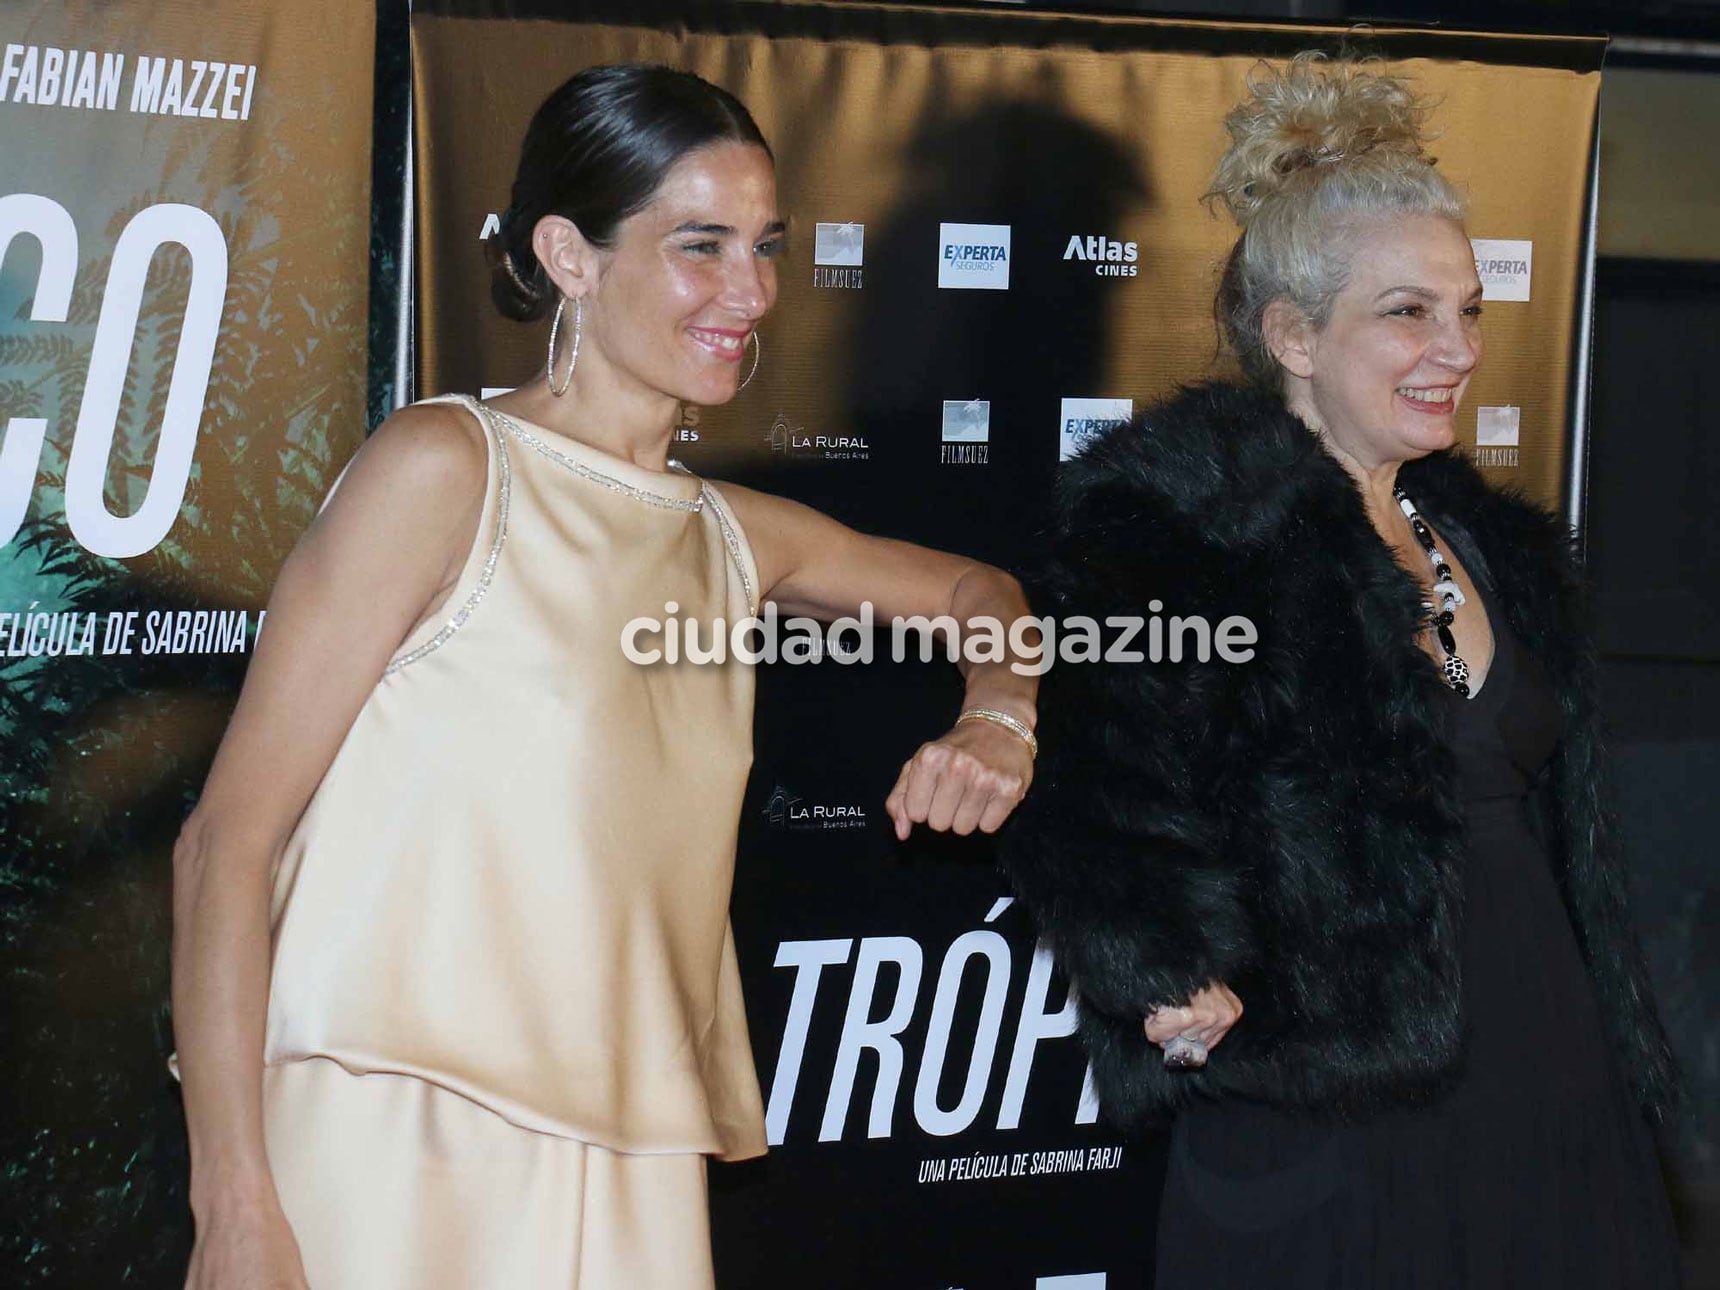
[263,393,767,1162]
[264,1057,717,1289]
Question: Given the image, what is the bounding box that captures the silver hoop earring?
[547,296,582,397]
[738,330,761,391]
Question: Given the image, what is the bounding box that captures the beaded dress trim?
[700,485,758,615]
[497,412,705,514]
[383,401,512,677]
[487,401,756,615]
[387,395,757,672]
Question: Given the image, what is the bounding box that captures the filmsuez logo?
[1059,398,1132,462]
[1062,234,1137,278]
[814,221,863,289]
[762,782,867,830]
[1,194,227,557]
[1470,238,1532,302]
[940,399,990,466]
[938,223,1011,290]
[485,384,702,443]
[1474,405,1521,469]
[767,411,869,461]
[764,897,1102,1146]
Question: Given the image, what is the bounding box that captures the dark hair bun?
[489,64,771,323]
[489,218,553,322]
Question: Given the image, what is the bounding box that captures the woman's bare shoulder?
[356,399,489,496]
[301,400,490,577]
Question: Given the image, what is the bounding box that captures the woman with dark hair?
[172,65,1039,1289]
[1000,53,1680,1287]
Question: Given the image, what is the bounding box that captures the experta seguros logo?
[814,221,864,289]
[1062,234,1137,277]
[1470,237,1532,302]
[1058,398,1132,462]
[939,223,1011,290]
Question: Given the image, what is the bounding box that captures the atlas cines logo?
[1061,233,1137,278]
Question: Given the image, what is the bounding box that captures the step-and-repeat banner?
[0,0,1604,1283]
[0,0,373,1282]
[412,3,1601,1286]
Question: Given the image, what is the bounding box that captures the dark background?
[1,1,1707,1286]
[365,2,1720,1287]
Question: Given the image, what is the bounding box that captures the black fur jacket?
[998,381,1675,1132]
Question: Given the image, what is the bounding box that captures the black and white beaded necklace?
[1393,485,1471,696]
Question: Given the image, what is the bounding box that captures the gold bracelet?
[956,707,1038,760]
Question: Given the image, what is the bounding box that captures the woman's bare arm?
[173,403,484,1284]
[716,484,1038,839]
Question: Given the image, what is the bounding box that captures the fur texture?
[999,381,1677,1132]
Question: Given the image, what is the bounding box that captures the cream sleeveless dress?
[257,394,765,1288]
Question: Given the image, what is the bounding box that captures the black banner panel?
[411,4,1603,1285]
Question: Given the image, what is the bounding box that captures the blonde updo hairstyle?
[1208,52,1466,387]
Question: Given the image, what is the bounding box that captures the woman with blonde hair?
[1002,52,1680,1286]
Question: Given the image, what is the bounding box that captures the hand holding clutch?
[1162,1034,1209,1070]
[1144,981,1244,1071]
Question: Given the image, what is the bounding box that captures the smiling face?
[1279,213,1484,471]
[578,140,783,408]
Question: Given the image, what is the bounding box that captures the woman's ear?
[1262,299,1316,381]
[533,214,600,303]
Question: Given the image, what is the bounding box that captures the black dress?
[1154,585,1681,1289]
